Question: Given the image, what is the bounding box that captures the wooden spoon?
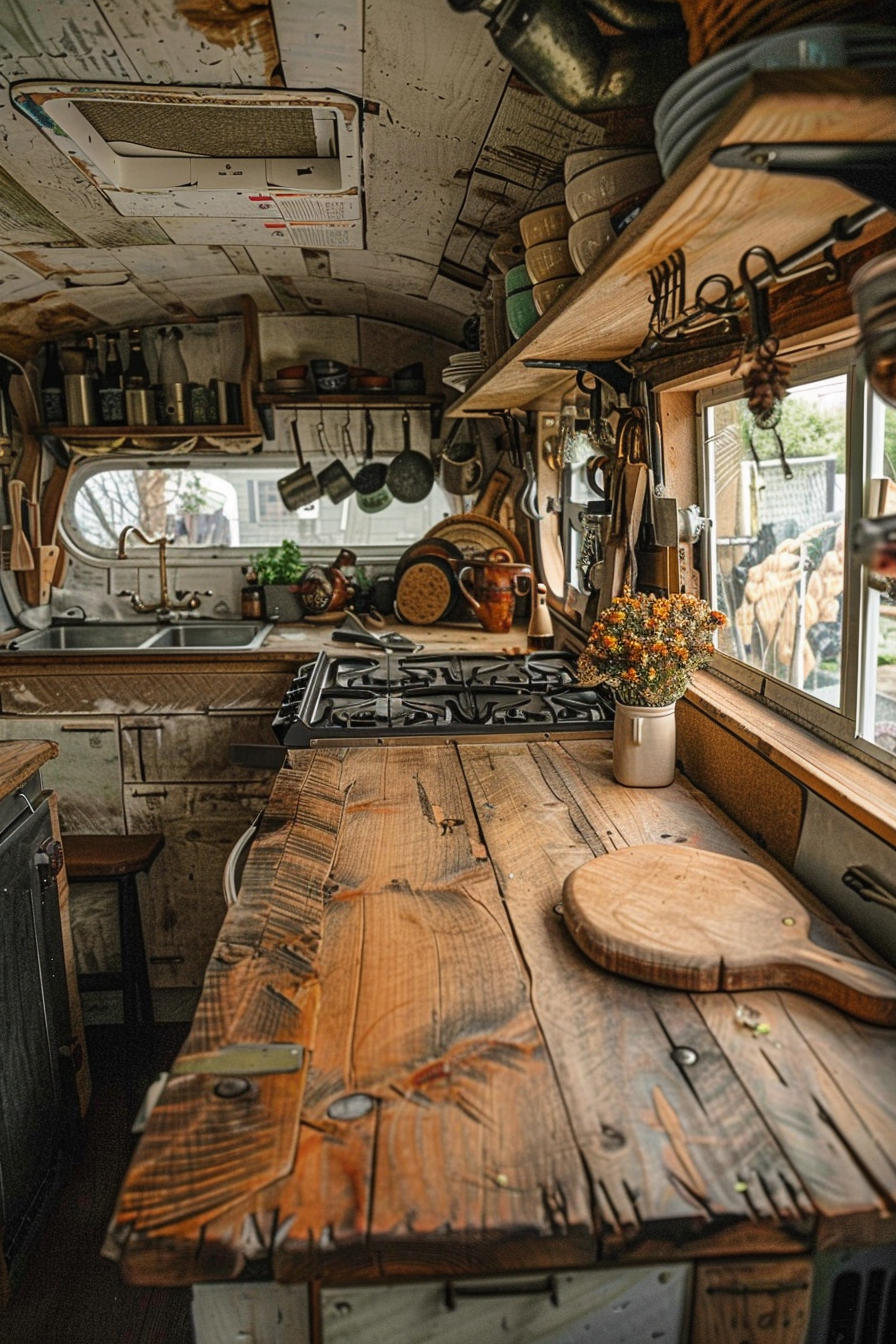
[8,478,34,571]
[562,845,896,1025]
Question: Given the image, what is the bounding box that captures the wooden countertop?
[0,738,58,798]
[108,740,896,1287]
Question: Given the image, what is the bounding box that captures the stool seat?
[65,832,165,1056]
[64,833,165,881]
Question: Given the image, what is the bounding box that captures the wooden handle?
[8,479,34,571]
[724,939,896,1027]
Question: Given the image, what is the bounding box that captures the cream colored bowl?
[519,202,572,249]
[563,145,651,184]
[565,152,661,224]
[532,276,576,316]
[567,187,655,274]
[525,237,574,284]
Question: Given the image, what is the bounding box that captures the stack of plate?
[441,350,485,392]
[564,149,661,275]
[655,24,896,180]
[520,202,576,316]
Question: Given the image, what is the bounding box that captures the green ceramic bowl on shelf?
[506,287,539,340]
[504,263,533,297]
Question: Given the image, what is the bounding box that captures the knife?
[330,612,423,653]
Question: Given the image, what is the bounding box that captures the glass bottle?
[40,340,66,426]
[125,328,150,388]
[99,332,126,426]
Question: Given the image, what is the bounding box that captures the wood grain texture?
[690,1256,813,1344]
[460,741,814,1258]
[562,845,896,1024]
[450,71,896,414]
[0,736,57,797]
[273,744,595,1281]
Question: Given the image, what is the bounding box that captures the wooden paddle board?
[562,844,896,1025]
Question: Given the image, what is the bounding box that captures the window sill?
[686,670,896,850]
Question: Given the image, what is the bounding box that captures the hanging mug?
[439,438,484,495]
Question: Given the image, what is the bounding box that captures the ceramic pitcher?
[457,547,532,634]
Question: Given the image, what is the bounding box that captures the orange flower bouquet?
[578,589,727,707]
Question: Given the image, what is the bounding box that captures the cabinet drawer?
[321,1264,690,1344]
[0,717,123,831]
[121,712,276,783]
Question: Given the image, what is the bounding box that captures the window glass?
[66,460,455,560]
[706,374,847,707]
[862,394,896,760]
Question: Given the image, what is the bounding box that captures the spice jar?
[241,568,263,620]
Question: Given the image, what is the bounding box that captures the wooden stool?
[64,834,164,1048]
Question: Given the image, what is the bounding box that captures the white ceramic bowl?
[565,153,661,224]
[563,145,652,184]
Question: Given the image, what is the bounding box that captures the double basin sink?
[7,621,274,653]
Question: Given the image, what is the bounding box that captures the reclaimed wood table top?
[0,737,57,799]
[108,740,896,1287]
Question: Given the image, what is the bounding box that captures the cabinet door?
[124,782,270,987]
[0,717,123,831]
[121,711,276,784]
[321,1265,690,1344]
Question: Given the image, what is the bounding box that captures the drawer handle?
[842,864,896,915]
[445,1276,558,1311]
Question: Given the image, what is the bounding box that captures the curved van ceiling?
[0,0,618,355]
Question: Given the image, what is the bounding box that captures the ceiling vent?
[12,83,363,245]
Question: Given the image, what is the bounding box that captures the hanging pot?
[353,410,392,513]
[278,420,323,511]
[387,409,434,503]
[316,413,355,504]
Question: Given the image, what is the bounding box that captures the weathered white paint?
[170,275,280,318]
[258,312,360,376]
[271,274,370,316]
[110,245,240,283]
[273,0,363,96]
[0,1,139,82]
[0,249,62,303]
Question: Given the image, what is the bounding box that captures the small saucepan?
[278,420,323,511]
[353,410,392,513]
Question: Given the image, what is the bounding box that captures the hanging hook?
[738,249,773,349]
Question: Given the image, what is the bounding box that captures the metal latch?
[170,1043,304,1076]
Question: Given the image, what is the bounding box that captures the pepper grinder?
[527,582,554,651]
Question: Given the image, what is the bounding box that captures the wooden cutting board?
[562,845,896,1025]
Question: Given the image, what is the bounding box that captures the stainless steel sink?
[146,622,272,650]
[7,621,273,652]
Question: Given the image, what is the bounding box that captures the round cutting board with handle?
[562,845,896,1025]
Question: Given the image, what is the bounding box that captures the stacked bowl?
[521,201,576,318]
[505,263,539,341]
[564,147,662,276]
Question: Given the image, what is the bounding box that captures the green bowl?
[504,263,533,297]
[506,288,539,340]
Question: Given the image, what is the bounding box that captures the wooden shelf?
[447,69,896,416]
[255,393,443,408]
[41,423,257,440]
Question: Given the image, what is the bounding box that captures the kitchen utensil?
[505,264,533,296]
[341,411,355,458]
[564,153,661,224]
[387,410,434,503]
[438,437,484,495]
[532,276,575,315]
[125,387,157,426]
[563,845,896,1025]
[525,238,574,284]
[315,418,356,503]
[278,365,307,379]
[293,560,351,615]
[357,374,391,392]
[8,479,34,571]
[278,420,323,511]
[311,359,349,394]
[457,548,533,634]
[353,410,392,513]
[395,555,458,625]
[424,513,525,562]
[395,537,464,585]
[63,373,98,426]
[567,187,655,273]
[331,611,423,653]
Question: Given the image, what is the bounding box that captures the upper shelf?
[448,69,896,416]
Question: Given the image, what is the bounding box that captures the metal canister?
[125,387,157,426]
[63,374,98,426]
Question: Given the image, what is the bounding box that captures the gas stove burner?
[272,649,614,745]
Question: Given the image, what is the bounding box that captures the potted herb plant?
[578,588,726,787]
[250,539,307,622]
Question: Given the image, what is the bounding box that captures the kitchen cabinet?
[0,716,124,832]
[120,711,275,784]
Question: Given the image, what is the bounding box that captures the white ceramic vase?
[612,701,676,788]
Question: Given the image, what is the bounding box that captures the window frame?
[697,346,896,774]
[60,453,452,570]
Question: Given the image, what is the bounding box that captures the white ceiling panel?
[273,0,364,95]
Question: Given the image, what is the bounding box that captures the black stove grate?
[273,650,614,746]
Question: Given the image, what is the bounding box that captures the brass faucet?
[117,526,210,617]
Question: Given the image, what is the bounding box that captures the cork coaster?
[395,560,455,625]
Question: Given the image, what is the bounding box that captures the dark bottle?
[99,332,126,426]
[241,567,264,620]
[125,327,150,388]
[40,340,66,426]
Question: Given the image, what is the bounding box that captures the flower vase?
[612,701,677,788]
